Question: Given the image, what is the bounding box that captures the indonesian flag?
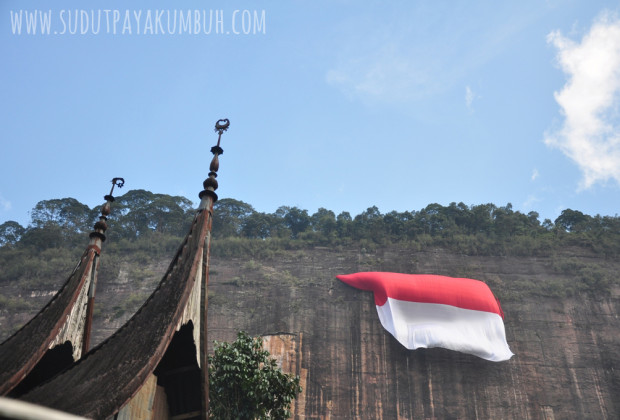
[337,272,513,362]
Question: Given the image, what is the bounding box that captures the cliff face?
[2,245,618,419]
[207,246,619,420]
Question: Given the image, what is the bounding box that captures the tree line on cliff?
[0,189,617,320]
[1,189,619,257]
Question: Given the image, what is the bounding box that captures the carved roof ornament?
[89,177,124,251]
[200,118,229,206]
[22,120,229,420]
[82,178,124,355]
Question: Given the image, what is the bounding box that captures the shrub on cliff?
[208,331,302,419]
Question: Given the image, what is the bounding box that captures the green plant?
[208,331,302,419]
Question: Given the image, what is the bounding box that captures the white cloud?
[0,194,11,212]
[324,4,549,105]
[531,168,539,181]
[325,43,432,103]
[465,86,475,110]
[545,12,620,189]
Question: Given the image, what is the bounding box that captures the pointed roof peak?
[200,119,230,205]
[88,177,124,252]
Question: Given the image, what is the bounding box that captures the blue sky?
[1,0,620,227]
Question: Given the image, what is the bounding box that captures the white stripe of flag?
[337,272,514,362]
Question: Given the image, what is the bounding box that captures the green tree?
[555,209,590,232]
[214,198,256,238]
[111,190,194,239]
[276,206,311,239]
[209,331,302,419]
[0,221,25,246]
[416,203,454,236]
[336,211,353,238]
[468,203,496,234]
[492,203,527,237]
[383,210,415,240]
[311,208,337,239]
[241,212,283,239]
[30,198,91,232]
[18,225,63,250]
[353,206,384,241]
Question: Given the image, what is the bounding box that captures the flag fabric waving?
[337,272,513,362]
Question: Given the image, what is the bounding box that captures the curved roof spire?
[24,121,229,420]
[0,179,123,396]
[81,177,124,355]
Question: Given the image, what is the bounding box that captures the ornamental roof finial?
[89,177,124,249]
[200,119,229,204]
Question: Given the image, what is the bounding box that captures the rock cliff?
[2,245,618,419]
[207,246,619,419]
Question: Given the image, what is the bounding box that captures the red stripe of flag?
[336,272,503,318]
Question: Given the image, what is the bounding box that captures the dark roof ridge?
[0,249,89,347]
[22,206,210,418]
[35,210,201,376]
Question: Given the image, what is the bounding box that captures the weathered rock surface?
[207,246,619,420]
[2,245,618,419]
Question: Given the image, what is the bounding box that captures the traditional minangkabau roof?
[22,120,229,420]
[0,179,125,397]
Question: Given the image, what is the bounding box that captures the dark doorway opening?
[154,322,201,420]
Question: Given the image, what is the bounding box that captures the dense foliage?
[208,331,302,419]
[0,190,618,309]
[0,190,195,316]
[211,199,620,258]
[2,192,619,256]
[0,189,194,249]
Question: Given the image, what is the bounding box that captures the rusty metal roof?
[0,180,123,397]
[23,206,211,418]
[0,248,96,396]
[19,122,226,418]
